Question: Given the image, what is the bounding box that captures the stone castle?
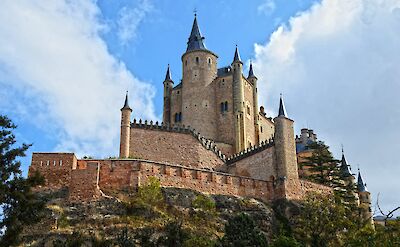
[28,15,372,223]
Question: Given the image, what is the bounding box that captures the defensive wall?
[29,152,330,202]
[129,119,226,170]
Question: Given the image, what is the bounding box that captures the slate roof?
[340,153,352,177]
[186,15,207,52]
[358,170,368,192]
[278,96,287,117]
[233,45,241,62]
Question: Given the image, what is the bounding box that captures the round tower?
[232,45,245,152]
[248,61,259,144]
[181,14,218,139]
[119,92,132,158]
[358,170,374,228]
[273,96,299,180]
[163,64,173,124]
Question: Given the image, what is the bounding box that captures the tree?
[293,192,352,247]
[299,141,339,186]
[0,115,44,246]
[220,213,268,247]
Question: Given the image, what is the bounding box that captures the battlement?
[131,119,226,162]
[226,138,275,165]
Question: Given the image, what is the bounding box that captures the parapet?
[226,138,275,165]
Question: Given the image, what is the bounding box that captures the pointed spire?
[340,147,352,177]
[248,61,256,78]
[186,14,206,52]
[121,91,132,111]
[233,45,242,63]
[278,94,287,117]
[357,169,368,192]
[164,64,173,82]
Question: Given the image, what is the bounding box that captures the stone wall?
[129,125,225,170]
[227,143,276,181]
[69,162,101,201]
[258,114,275,143]
[29,153,77,189]
[215,76,235,146]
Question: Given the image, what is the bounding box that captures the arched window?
[178,112,182,122]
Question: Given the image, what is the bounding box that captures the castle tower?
[357,169,374,227]
[119,92,132,158]
[163,64,173,124]
[274,96,299,180]
[340,149,356,185]
[232,45,246,152]
[181,14,218,139]
[248,62,259,144]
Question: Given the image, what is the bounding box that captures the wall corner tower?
[273,96,298,181]
[119,92,132,158]
[248,61,259,144]
[357,169,374,228]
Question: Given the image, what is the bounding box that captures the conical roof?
[233,45,241,63]
[278,95,287,117]
[248,62,256,78]
[164,64,173,82]
[121,92,132,111]
[357,170,368,192]
[340,152,352,177]
[186,14,206,52]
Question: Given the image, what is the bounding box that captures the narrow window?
[185,60,188,66]
[40,161,43,166]
[260,126,263,133]
[60,160,63,166]
[247,106,251,115]
[47,160,49,166]
[208,58,211,64]
[177,91,180,94]
[178,112,182,122]
[53,160,56,166]
[224,101,228,111]
[220,102,224,112]
[196,57,199,64]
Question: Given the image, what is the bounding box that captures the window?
[60,160,63,166]
[40,161,43,166]
[196,57,199,64]
[224,101,228,111]
[260,126,263,133]
[179,112,182,122]
[208,58,211,64]
[177,91,180,94]
[220,102,224,112]
[175,112,182,122]
[247,106,251,115]
[185,60,188,66]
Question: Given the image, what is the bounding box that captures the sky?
[0,0,399,216]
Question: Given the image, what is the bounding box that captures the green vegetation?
[0,115,45,246]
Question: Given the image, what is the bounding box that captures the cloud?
[254,0,400,214]
[117,0,154,45]
[0,0,157,157]
[258,0,276,16]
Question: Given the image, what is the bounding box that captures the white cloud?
[258,0,276,16]
[254,0,400,214]
[117,0,153,45]
[0,0,157,157]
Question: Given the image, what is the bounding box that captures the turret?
[163,64,173,124]
[340,149,354,184]
[232,45,245,152]
[358,169,374,227]
[181,14,218,140]
[274,96,299,180]
[119,92,132,158]
[248,62,259,144]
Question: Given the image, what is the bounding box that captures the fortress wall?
[137,161,274,201]
[258,115,275,143]
[97,160,140,191]
[29,153,77,189]
[283,179,332,200]
[227,146,276,181]
[129,127,224,170]
[215,76,235,145]
[69,162,101,201]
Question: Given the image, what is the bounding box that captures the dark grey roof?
[186,15,207,52]
[248,62,256,78]
[278,96,287,117]
[340,153,352,177]
[164,64,173,82]
[121,92,132,111]
[173,82,182,90]
[357,170,368,192]
[217,66,232,77]
[233,45,241,63]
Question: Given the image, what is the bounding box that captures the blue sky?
[1,0,399,216]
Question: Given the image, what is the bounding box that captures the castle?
[28,15,372,224]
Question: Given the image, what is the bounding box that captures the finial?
[341,144,344,155]
[194,8,197,17]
